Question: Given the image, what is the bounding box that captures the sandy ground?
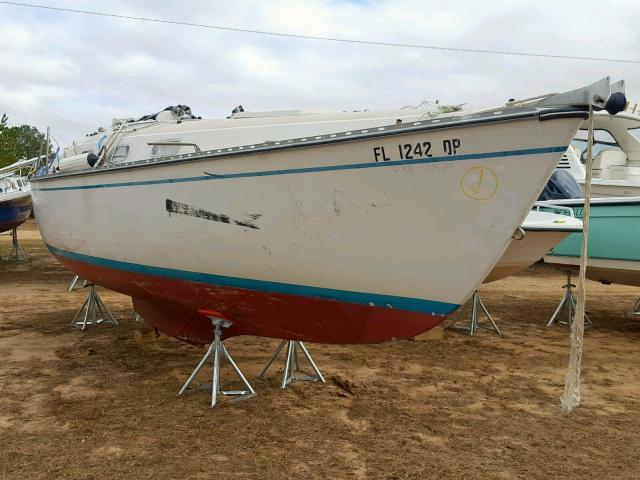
[1,219,639,480]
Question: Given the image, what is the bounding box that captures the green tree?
[0,114,48,168]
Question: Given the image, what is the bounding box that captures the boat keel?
[52,250,451,345]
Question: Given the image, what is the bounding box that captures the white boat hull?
[544,255,640,287]
[32,113,582,344]
[485,209,582,283]
[577,179,640,197]
[486,231,572,283]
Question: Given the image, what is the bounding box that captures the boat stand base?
[2,228,28,262]
[257,340,325,388]
[547,271,592,328]
[71,284,119,331]
[631,297,640,316]
[448,290,501,336]
[177,315,255,407]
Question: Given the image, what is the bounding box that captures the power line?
[2,0,640,64]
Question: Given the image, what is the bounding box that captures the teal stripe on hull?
[46,244,459,316]
[34,146,567,192]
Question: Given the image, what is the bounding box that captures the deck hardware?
[512,227,526,241]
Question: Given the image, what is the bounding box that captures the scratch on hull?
[165,198,261,229]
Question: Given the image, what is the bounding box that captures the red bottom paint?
[55,255,450,345]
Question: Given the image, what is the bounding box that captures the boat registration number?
[372,138,461,162]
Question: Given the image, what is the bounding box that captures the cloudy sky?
[1,0,639,144]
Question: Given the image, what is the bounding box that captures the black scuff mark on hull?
[165,199,261,229]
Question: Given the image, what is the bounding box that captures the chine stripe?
[46,244,458,315]
[36,146,566,192]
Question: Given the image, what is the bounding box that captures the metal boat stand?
[68,274,88,292]
[132,312,144,323]
[177,313,255,407]
[257,340,325,388]
[71,283,119,331]
[631,297,640,316]
[447,290,501,336]
[2,227,28,262]
[547,271,592,328]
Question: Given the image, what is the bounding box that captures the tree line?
[0,113,49,169]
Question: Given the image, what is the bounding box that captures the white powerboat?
[558,109,640,197]
[485,208,582,283]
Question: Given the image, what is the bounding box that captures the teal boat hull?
[543,198,640,286]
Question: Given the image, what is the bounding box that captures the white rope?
[560,104,594,413]
[472,93,558,115]
[504,93,558,107]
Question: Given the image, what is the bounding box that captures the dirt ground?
[1,219,639,480]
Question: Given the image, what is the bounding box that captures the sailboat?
[0,175,32,233]
[31,78,625,345]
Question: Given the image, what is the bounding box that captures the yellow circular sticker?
[460,166,498,200]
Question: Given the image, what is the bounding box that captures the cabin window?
[151,140,181,157]
[111,145,130,163]
[572,129,622,163]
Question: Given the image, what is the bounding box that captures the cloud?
[0,0,638,145]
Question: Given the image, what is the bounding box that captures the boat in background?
[543,120,640,288]
[0,175,32,233]
[557,109,640,197]
[485,208,582,283]
[31,78,625,345]
[543,196,640,287]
